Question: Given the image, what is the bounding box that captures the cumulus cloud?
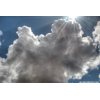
[92,21,100,53]
[0,19,100,83]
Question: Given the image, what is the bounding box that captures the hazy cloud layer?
[0,19,100,83]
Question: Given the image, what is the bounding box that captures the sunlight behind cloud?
[64,16,79,21]
[68,16,78,20]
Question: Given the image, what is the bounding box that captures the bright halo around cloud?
[68,16,77,20]
[64,16,78,22]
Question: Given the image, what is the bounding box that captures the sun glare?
[64,16,78,22]
[68,16,77,20]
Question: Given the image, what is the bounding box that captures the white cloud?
[0,42,2,46]
[0,30,3,36]
[99,74,100,79]
[0,30,3,47]
[92,21,100,44]
[0,19,100,83]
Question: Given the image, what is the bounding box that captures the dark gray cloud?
[0,19,100,83]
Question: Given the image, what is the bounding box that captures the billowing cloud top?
[0,19,100,83]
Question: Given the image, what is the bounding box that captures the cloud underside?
[0,19,100,83]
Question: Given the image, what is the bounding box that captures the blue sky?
[0,16,100,83]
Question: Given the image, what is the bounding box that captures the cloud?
[0,19,100,83]
[99,74,100,79]
[99,74,100,82]
[0,42,2,46]
[0,30,3,36]
[0,30,3,47]
[92,21,100,53]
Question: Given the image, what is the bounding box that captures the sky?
[0,16,100,83]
